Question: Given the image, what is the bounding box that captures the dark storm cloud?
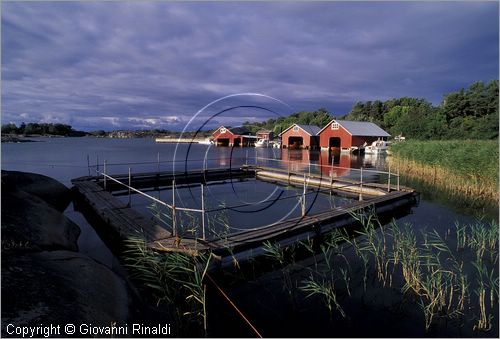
[1,1,498,131]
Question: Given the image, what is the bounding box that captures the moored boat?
[364,140,390,154]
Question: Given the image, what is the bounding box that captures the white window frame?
[293,125,299,132]
[220,127,227,134]
[331,122,339,130]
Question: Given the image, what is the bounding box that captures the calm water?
[2,136,494,265]
[2,137,498,337]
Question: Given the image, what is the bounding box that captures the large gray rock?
[2,170,71,211]
[2,189,80,252]
[2,251,130,335]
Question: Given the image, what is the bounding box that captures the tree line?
[243,80,498,140]
[344,80,498,140]
[1,122,87,136]
[242,108,332,135]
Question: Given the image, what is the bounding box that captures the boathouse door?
[329,137,341,149]
[288,136,303,149]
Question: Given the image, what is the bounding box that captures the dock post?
[245,150,248,166]
[172,180,177,237]
[87,155,91,177]
[96,155,99,174]
[201,184,206,240]
[397,166,400,191]
[287,160,290,184]
[301,174,306,216]
[157,152,160,174]
[103,160,107,191]
[128,167,132,207]
[387,164,391,192]
[359,167,363,201]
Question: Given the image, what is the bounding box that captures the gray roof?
[336,120,391,137]
[296,124,321,136]
[278,124,321,136]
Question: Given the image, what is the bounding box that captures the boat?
[364,140,390,154]
[198,138,214,145]
[271,140,281,148]
[255,138,270,148]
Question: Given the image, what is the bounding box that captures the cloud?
[1,2,498,130]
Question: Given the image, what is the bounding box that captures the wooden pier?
[72,165,418,266]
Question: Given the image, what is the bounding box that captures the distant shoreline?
[155,137,210,144]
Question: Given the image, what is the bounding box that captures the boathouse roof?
[279,124,321,136]
[213,126,251,136]
[319,119,391,137]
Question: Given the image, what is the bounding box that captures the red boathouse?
[212,126,256,147]
[318,119,390,153]
[279,124,321,150]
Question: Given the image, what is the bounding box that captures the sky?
[1,1,498,131]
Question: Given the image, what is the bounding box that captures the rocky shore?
[1,171,131,337]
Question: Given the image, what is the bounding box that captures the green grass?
[388,140,498,202]
[389,140,498,185]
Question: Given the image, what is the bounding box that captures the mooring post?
[245,150,248,166]
[387,164,391,192]
[87,155,91,177]
[201,184,206,240]
[157,152,160,174]
[128,167,132,207]
[103,160,107,191]
[172,180,177,237]
[301,173,306,216]
[359,166,363,201]
[287,159,291,184]
[96,155,99,174]
[397,166,400,191]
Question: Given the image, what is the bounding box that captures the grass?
[260,209,498,334]
[388,140,498,203]
[123,236,212,336]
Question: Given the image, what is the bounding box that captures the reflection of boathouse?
[318,119,390,153]
[212,126,256,147]
[279,124,320,150]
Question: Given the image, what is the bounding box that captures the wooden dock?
[72,166,418,266]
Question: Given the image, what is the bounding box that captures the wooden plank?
[72,168,417,259]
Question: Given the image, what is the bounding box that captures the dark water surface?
[2,137,498,337]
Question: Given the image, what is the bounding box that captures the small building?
[212,126,256,147]
[256,129,274,141]
[279,124,321,150]
[318,119,390,152]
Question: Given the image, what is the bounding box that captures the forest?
[1,122,86,137]
[244,80,499,140]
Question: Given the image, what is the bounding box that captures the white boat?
[198,138,214,145]
[271,140,281,148]
[364,140,390,154]
[255,139,270,148]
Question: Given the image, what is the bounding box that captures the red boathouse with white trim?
[318,119,390,152]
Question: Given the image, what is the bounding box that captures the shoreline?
[387,156,498,204]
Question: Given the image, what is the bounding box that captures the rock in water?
[2,189,80,252]
[1,251,130,333]
[1,170,71,211]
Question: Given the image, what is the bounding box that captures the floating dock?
[72,165,418,267]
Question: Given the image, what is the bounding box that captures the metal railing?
[91,153,401,240]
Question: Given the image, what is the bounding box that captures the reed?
[301,276,346,318]
[262,241,296,301]
[350,208,390,286]
[472,260,493,331]
[388,140,498,204]
[455,221,467,251]
[123,236,212,335]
